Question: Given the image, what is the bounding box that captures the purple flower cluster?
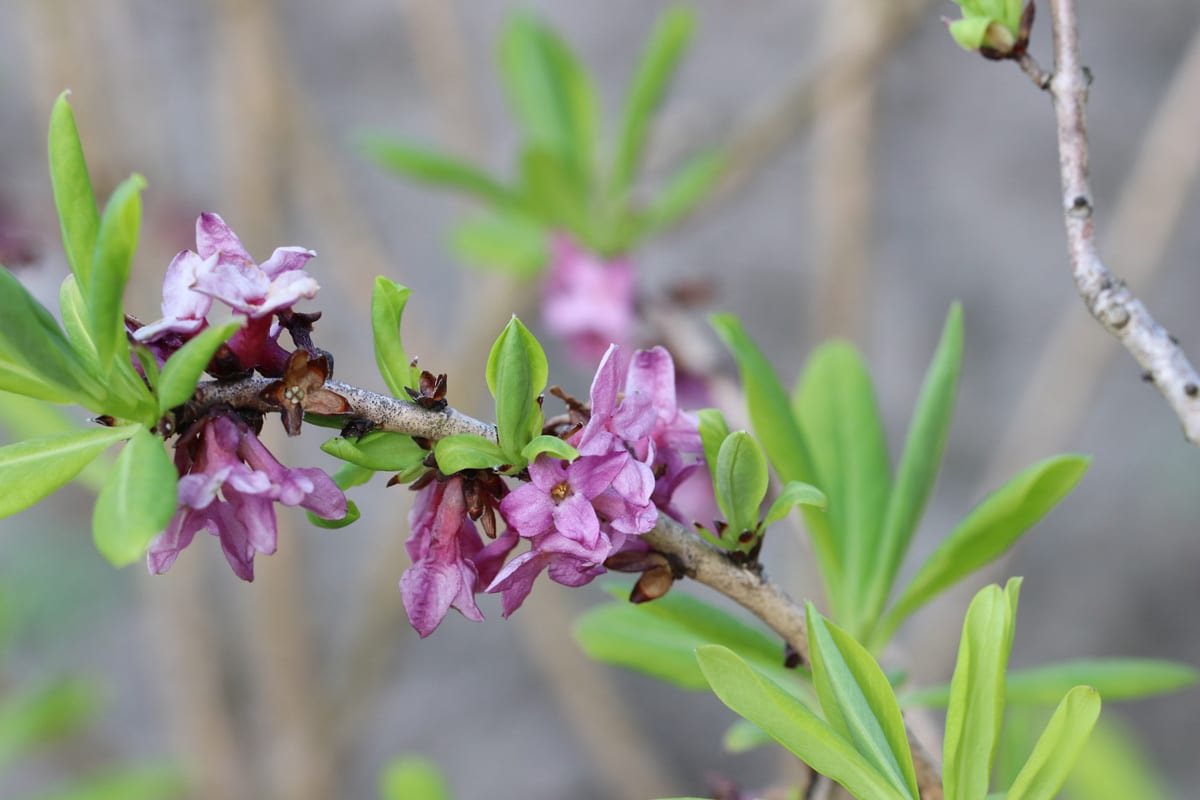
[399,344,704,637]
[149,413,345,581]
[133,213,319,375]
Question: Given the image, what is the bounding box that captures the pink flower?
[147,414,345,580]
[542,237,636,364]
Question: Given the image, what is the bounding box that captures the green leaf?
[371,278,418,398]
[520,434,578,464]
[695,408,729,485]
[793,341,891,636]
[1064,717,1173,800]
[359,134,519,209]
[573,588,802,693]
[27,765,187,800]
[610,6,696,200]
[309,500,361,530]
[498,13,599,182]
[48,92,100,290]
[709,315,837,602]
[942,579,1021,800]
[434,433,509,473]
[0,264,92,405]
[636,149,725,237]
[519,146,590,236]
[696,645,909,800]
[450,212,549,279]
[485,316,547,461]
[157,321,242,414]
[60,274,99,370]
[905,658,1199,708]
[722,719,774,754]
[806,605,919,800]
[879,456,1088,641]
[1005,686,1101,800]
[0,678,101,772]
[863,304,963,638]
[763,481,827,527]
[322,431,428,475]
[92,427,178,566]
[379,756,451,800]
[88,174,145,373]
[714,431,769,538]
[0,425,137,518]
[948,16,996,50]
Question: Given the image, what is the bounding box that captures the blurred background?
[1,0,1199,797]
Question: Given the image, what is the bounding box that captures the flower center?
[284,386,306,403]
[550,481,571,503]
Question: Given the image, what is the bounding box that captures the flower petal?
[196,212,253,264]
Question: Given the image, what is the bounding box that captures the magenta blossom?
[147,414,345,581]
[134,213,320,374]
[400,476,518,637]
[542,236,636,364]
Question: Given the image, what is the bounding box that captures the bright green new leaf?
[943,579,1021,800]
[637,149,725,236]
[1006,685,1101,800]
[308,500,361,530]
[48,92,100,289]
[863,304,963,637]
[379,756,452,800]
[485,316,547,461]
[763,481,827,528]
[610,6,696,199]
[27,764,187,800]
[60,274,99,370]
[323,431,428,476]
[520,434,578,464]
[879,456,1087,641]
[696,645,909,800]
[0,425,136,518]
[793,341,891,636]
[519,146,590,237]
[0,265,91,405]
[157,321,242,414]
[806,605,919,800]
[573,588,802,693]
[722,718,774,754]
[434,433,509,474]
[714,431,769,538]
[0,677,100,772]
[904,657,1199,708]
[307,463,374,529]
[695,408,729,485]
[371,278,419,398]
[359,134,519,210]
[450,212,549,280]
[0,391,110,492]
[88,174,146,373]
[1065,717,1173,800]
[92,427,178,566]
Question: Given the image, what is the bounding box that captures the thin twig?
[1033,0,1200,444]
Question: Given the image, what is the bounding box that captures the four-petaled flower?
[147,413,346,581]
[260,349,352,436]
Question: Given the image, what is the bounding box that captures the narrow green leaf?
[880,456,1088,640]
[434,433,509,474]
[48,92,100,289]
[714,431,769,537]
[359,134,520,209]
[0,425,136,518]
[806,605,919,800]
[520,434,578,464]
[1005,686,1101,800]
[722,719,774,753]
[309,500,361,530]
[695,408,729,485]
[696,645,908,800]
[322,431,428,476]
[863,304,963,635]
[904,658,1199,708]
[60,274,99,370]
[0,265,90,404]
[763,481,827,528]
[450,212,549,279]
[793,341,891,636]
[485,316,547,461]
[379,756,451,800]
[637,149,725,236]
[1064,717,1173,800]
[371,278,418,397]
[157,321,242,414]
[88,174,145,372]
[92,427,178,566]
[27,765,187,800]
[610,6,696,199]
[537,21,600,181]
[519,146,590,236]
[573,588,802,693]
[942,579,1021,800]
[0,678,101,772]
